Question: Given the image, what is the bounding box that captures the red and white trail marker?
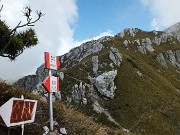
[43,76,60,93]
[44,52,60,70]
[0,97,37,127]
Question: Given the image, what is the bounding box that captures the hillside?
[14,26,180,135]
[0,81,131,135]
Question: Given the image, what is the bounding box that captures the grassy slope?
[60,30,180,135]
[0,81,131,135]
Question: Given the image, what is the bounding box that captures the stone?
[175,50,180,63]
[60,128,67,134]
[134,39,141,45]
[43,126,49,135]
[124,28,138,37]
[109,47,122,66]
[141,38,154,52]
[82,98,87,105]
[92,56,98,75]
[156,53,167,67]
[164,50,177,66]
[152,30,158,35]
[94,70,117,99]
[153,37,161,45]
[123,40,129,48]
[71,82,86,102]
[137,45,146,54]
[58,72,64,81]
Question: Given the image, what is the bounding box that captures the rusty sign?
[0,97,37,127]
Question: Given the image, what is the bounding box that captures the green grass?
[59,29,180,135]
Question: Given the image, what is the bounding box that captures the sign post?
[43,52,60,131]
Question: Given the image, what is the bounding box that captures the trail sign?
[43,76,60,93]
[0,97,37,127]
[44,52,60,70]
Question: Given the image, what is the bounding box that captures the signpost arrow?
[43,76,60,93]
[0,97,37,127]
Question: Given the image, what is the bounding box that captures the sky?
[0,0,180,82]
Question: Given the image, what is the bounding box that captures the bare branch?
[9,6,45,35]
[0,5,3,13]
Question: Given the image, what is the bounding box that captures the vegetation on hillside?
[0,81,131,135]
[60,30,180,135]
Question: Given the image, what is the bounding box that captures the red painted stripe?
[56,57,60,69]
[44,52,50,69]
[43,76,51,93]
[57,77,60,92]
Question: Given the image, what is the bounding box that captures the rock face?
[92,56,98,75]
[164,50,177,66]
[137,38,154,53]
[94,70,117,99]
[14,75,38,92]
[156,50,180,69]
[116,28,139,37]
[164,22,180,41]
[109,47,122,66]
[71,82,87,104]
[156,53,167,67]
[61,40,103,68]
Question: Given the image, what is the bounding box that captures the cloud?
[0,0,78,82]
[140,0,180,30]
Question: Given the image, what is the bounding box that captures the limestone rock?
[60,128,67,134]
[92,56,98,75]
[156,53,167,67]
[14,75,38,92]
[124,28,139,37]
[137,45,146,54]
[109,47,122,66]
[141,38,154,52]
[123,40,129,48]
[153,37,161,45]
[175,50,180,63]
[71,82,86,103]
[94,70,117,99]
[58,72,64,81]
[164,50,177,66]
[43,126,49,135]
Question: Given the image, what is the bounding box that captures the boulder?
[156,53,167,67]
[164,50,177,66]
[94,70,117,99]
[141,38,154,52]
[153,37,161,45]
[123,40,129,48]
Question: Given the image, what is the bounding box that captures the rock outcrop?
[92,56,98,75]
[94,70,117,99]
[156,53,167,67]
[70,82,87,105]
[109,47,122,66]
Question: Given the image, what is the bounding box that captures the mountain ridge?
[14,24,180,135]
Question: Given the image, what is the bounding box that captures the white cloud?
[140,0,180,30]
[0,0,78,82]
